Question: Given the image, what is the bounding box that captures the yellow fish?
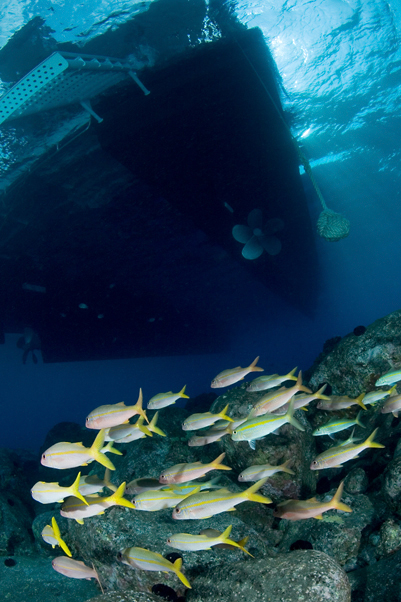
[78,468,117,496]
[31,472,88,505]
[41,516,72,557]
[159,452,231,484]
[166,524,253,556]
[119,546,191,588]
[41,429,117,471]
[310,428,384,470]
[133,486,201,511]
[238,459,294,482]
[248,371,311,416]
[317,393,367,411]
[211,356,264,388]
[61,482,135,524]
[274,481,352,520]
[182,404,234,431]
[172,478,271,519]
[86,388,148,429]
[147,385,189,409]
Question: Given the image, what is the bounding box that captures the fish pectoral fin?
[57,499,65,503]
[76,519,85,525]
[333,464,343,468]
[227,507,236,511]
[249,440,256,450]
[314,514,323,520]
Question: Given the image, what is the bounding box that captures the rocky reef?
[4,309,401,601]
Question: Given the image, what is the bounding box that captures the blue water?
[1,0,401,450]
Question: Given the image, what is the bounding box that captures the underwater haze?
[0,0,401,453]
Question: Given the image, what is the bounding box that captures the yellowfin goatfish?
[182,404,234,431]
[376,368,401,387]
[133,486,201,511]
[248,372,311,417]
[188,425,232,447]
[159,452,231,484]
[31,471,88,505]
[312,410,365,438]
[78,468,117,495]
[246,367,297,392]
[310,428,384,470]
[85,388,148,429]
[274,481,352,520]
[381,393,401,417]
[199,528,250,554]
[211,356,264,388]
[41,429,117,471]
[363,384,397,406]
[61,482,135,523]
[119,546,191,588]
[231,397,305,449]
[52,557,104,593]
[41,516,72,556]
[147,385,189,409]
[317,393,367,411]
[172,478,271,520]
[166,524,253,556]
[238,459,294,482]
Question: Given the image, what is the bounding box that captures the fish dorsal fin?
[306,497,318,502]
[116,402,126,406]
[314,514,323,519]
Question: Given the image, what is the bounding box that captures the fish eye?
[42,454,46,459]
[167,538,171,543]
[175,508,181,514]
[233,430,237,435]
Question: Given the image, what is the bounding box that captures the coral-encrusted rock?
[85,592,161,602]
[209,383,317,500]
[307,309,401,396]
[187,549,351,602]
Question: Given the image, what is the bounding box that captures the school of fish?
[33,356,397,592]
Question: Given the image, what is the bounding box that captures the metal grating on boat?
[0,51,149,125]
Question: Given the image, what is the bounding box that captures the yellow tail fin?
[356,393,367,410]
[173,558,191,588]
[286,367,298,381]
[133,388,149,423]
[91,430,116,471]
[249,356,264,373]
[279,459,295,475]
[331,481,352,513]
[242,478,272,504]
[211,452,232,472]
[135,415,153,437]
[218,404,234,423]
[364,427,385,449]
[70,472,89,505]
[107,482,135,509]
[51,517,72,557]
[179,385,190,399]
[296,370,312,394]
[149,412,166,437]
[103,468,117,492]
[315,384,330,400]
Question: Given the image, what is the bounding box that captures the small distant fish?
[41,516,72,556]
[148,385,189,410]
[31,471,88,505]
[125,477,166,496]
[106,412,165,443]
[312,410,365,438]
[168,476,221,496]
[310,428,384,470]
[61,482,135,523]
[211,356,264,388]
[274,480,352,520]
[182,404,234,431]
[246,367,297,392]
[133,486,201,511]
[166,524,253,556]
[363,384,397,406]
[78,468,117,496]
[159,452,231,484]
[119,546,191,588]
[52,557,103,592]
[78,303,88,309]
[172,477,271,520]
[187,425,232,446]
[199,528,250,554]
[274,385,329,415]
[248,371,311,416]
[317,393,367,411]
[376,369,401,387]
[238,459,294,482]
[381,393,401,417]
[86,389,148,429]
[41,429,116,471]
[231,397,305,449]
